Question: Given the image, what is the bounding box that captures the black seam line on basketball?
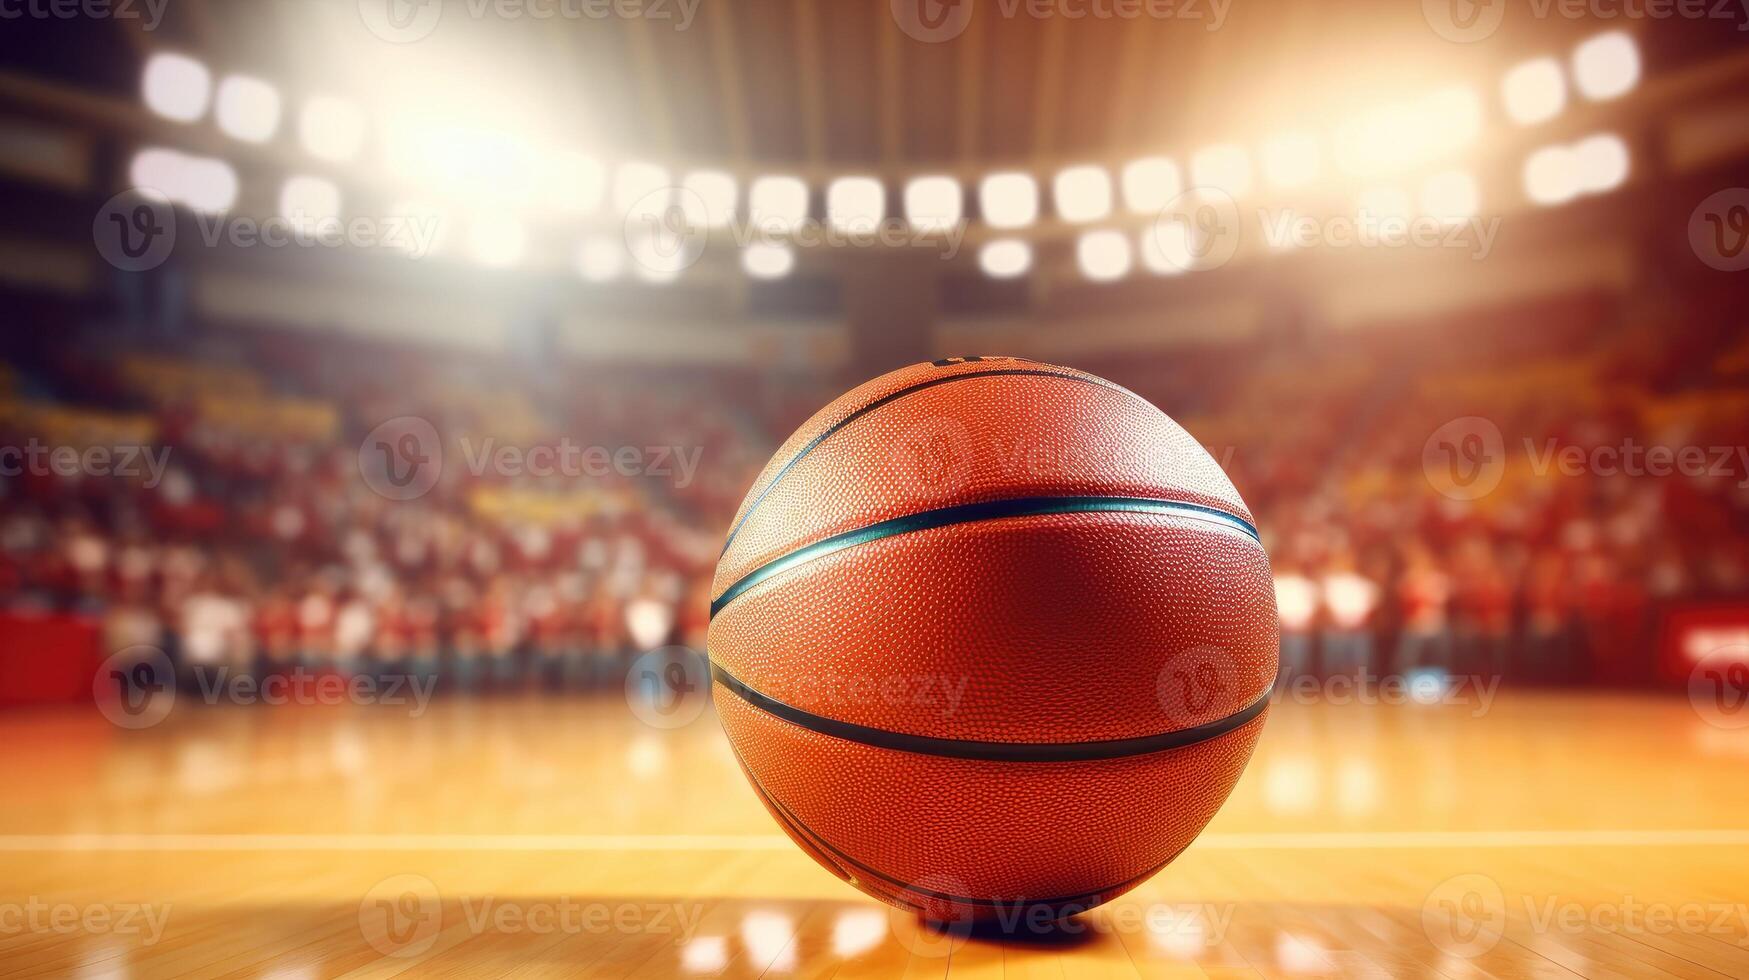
[713,661,1270,762]
[718,368,1127,558]
[726,733,1194,910]
[710,495,1260,619]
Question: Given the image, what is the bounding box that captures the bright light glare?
[1054,165,1112,223]
[129,148,237,212]
[1120,157,1179,214]
[577,236,625,281]
[680,170,736,228]
[979,172,1038,229]
[826,176,884,233]
[1572,31,1640,101]
[749,175,808,234]
[905,175,962,233]
[1356,186,1413,223]
[142,53,210,122]
[1190,144,1252,197]
[1261,132,1319,189]
[1502,57,1566,125]
[612,161,672,221]
[1077,229,1132,282]
[742,243,794,279]
[386,122,540,209]
[279,176,341,233]
[300,96,366,162]
[1522,145,1581,206]
[1419,170,1479,224]
[214,75,280,143]
[1573,133,1630,193]
[1421,86,1483,152]
[1334,93,1472,179]
[978,239,1031,278]
[467,214,525,268]
[545,150,606,215]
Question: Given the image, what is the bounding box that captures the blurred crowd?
[3,291,1747,694]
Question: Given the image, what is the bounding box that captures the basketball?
[708,356,1279,921]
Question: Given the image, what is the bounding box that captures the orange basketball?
[708,356,1277,923]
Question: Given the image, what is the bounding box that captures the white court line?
[2,830,1748,852]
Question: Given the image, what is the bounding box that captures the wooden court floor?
[1,688,1747,978]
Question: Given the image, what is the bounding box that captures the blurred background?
[0,2,1745,705]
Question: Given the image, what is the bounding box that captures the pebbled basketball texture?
[708,356,1278,922]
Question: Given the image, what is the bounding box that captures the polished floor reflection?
[2,690,1747,977]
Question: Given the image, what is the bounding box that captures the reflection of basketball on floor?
[708,357,1279,920]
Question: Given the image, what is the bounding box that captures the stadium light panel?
[1190,144,1252,197]
[280,176,341,233]
[128,148,237,213]
[1261,132,1319,189]
[978,239,1031,278]
[1522,145,1581,206]
[826,176,884,233]
[743,243,795,279]
[142,53,210,123]
[1573,133,1630,193]
[1120,157,1181,214]
[300,96,366,162]
[577,235,625,281]
[1502,57,1566,125]
[1419,170,1479,224]
[1053,165,1113,223]
[749,175,808,235]
[978,172,1038,229]
[680,170,736,228]
[467,214,526,268]
[904,175,962,233]
[1077,229,1132,282]
[1572,31,1640,101]
[214,75,281,144]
